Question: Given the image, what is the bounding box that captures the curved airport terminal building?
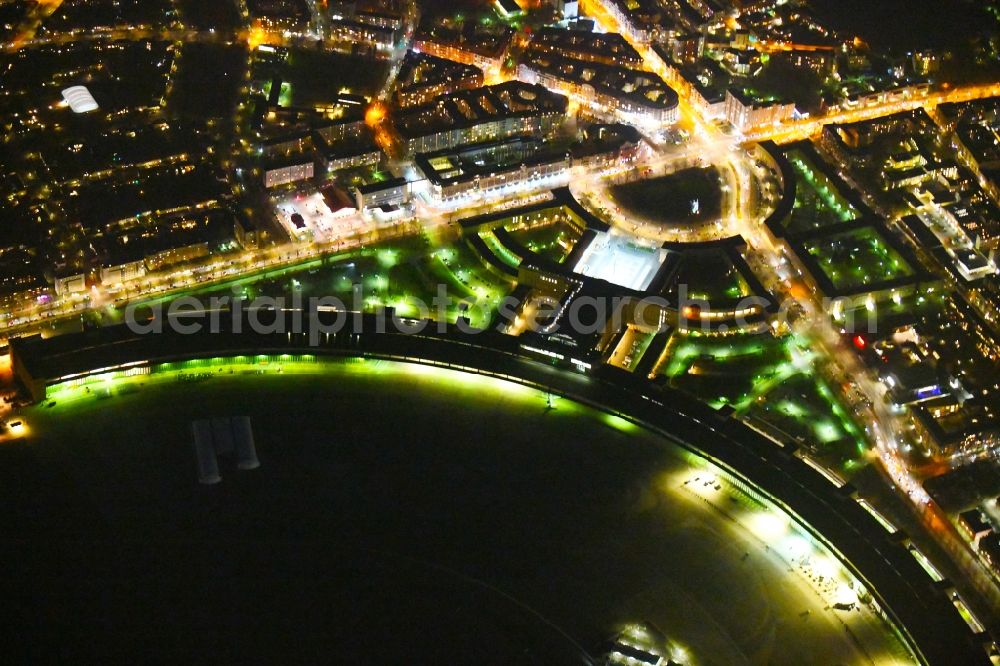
[8,314,989,664]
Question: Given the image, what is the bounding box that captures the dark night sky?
[808,0,995,52]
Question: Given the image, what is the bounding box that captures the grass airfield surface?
[2,360,913,664]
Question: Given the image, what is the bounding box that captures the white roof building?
[62,86,98,113]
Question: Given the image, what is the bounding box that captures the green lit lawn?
[785,149,859,234]
[747,374,867,474]
[661,333,791,380]
[479,230,522,268]
[119,234,515,330]
[659,332,866,468]
[844,291,946,330]
[660,333,793,407]
[671,252,750,302]
[804,227,914,292]
[506,220,582,264]
[273,239,514,328]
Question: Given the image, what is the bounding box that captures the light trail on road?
[744,83,1000,145]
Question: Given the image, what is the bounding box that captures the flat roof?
[355,176,407,194]
[572,231,665,291]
